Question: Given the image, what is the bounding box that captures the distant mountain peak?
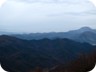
[79,27,92,31]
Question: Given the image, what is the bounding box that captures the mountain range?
[10,27,96,45]
[0,35,96,72]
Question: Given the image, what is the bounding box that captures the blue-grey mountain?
[11,27,96,45]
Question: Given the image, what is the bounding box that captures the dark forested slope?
[0,35,95,72]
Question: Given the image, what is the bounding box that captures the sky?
[0,0,96,33]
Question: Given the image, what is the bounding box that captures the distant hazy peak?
[79,27,92,31]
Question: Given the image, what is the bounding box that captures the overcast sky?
[0,0,96,33]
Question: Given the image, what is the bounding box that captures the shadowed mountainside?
[0,35,95,72]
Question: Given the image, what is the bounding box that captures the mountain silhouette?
[0,35,96,72]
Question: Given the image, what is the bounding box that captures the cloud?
[0,0,96,33]
[9,0,89,3]
[49,9,96,17]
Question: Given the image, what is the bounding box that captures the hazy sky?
[0,0,96,33]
